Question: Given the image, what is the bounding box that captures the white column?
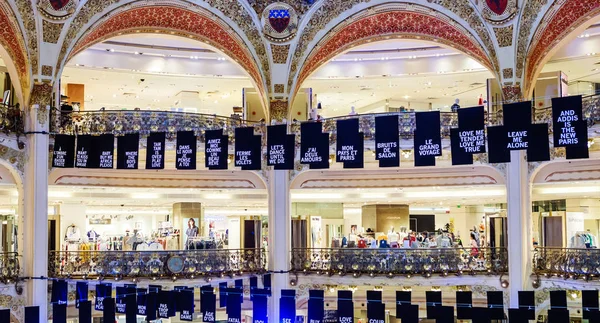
[267,170,291,322]
[506,151,531,307]
[23,104,49,322]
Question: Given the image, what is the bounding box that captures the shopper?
[451,98,460,112]
[470,232,479,257]
[186,218,199,249]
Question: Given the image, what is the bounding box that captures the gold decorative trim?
[42,20,63,43]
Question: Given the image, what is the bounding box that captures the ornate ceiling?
[0,0,598,118]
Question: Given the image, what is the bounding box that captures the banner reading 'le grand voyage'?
[414,111,442,167]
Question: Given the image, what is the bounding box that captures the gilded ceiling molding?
[524,0,600,96]
[247,0,314,17]
[493,25,514,47]
[42,20,64,44]
[0,144,26,175]
[55,0,271,104]
[58,2,270,116]
[289,4,496,110]
[0,1,30,104]
[13,0,37,81]
[514,0,547,81]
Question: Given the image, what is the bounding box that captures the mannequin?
[310,107,318,120]
[388,227,399,243]
[87,229,100,242]
[349,106,357,116]
[451,98,460,112]
[65,224,81,242]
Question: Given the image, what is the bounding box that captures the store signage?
[201,286,216,323]
[116,287,127,314]
[53,303,66,323]
[267,124,295,170]
[96,134,115,169]
[337,291,353,323]
[176,131,197,170]
[146,132,166,169]
[375,115,400,167]
[227,289,242,323]
[51,279,68,305]
[158,290,175,318]
[235,127,261,170]
[102,298,115,323]
[300,122,329,169]
[252,290,268,323]
[137,288,147,316]
[95,283,112,311]
[179,289,195,321]
[75,135,92,168]
[450,106,486,166]
[308,290,325,323]
[117,134,139,169]
[336,119,364,168]
[76,282,88,308]
[205,129,228,170]
[52,135,75,168]
[414,111,442,167]
[280,289,296,323]
[503,101,532,150]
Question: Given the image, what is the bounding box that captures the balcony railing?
[291,248,508,277]
[0,252,19,283]
[533,247,600,278]
[0,103,23,136]
[48,249,266,280]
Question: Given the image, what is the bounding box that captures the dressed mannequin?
[65,224,81,242]
[388,227,399,243]
[87,229,100,242]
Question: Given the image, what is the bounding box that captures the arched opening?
[524,1,600,98]
[56,4,268,119]
[289,5,499,119]
[0,2,29,107]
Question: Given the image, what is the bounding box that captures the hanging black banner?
[582,290,599,320]
[337,290,354,323]
[205,129,228,170]
[52,135,75,168]
[450,128,474,166]
[219,282,227,308]
[76,135,93,168]
[280,289,296,323]
[336,119,364,168]
[300,122,329,169]
[308,290,325,323]
[179,289,195,321]
[552,95,588,147]
[103,298,115,323]
[426,291,442,319]
[78,300,91,323]
[366,291,384,323]
[137,288,147,316]
[201,286,216,322]
[414,111,442,167]
[116,287,127,314]
[76,282,88,308]
[235,127,261,170]
[487,291,504,320]
[0,309,8,323]
[227,288,242,323]
[158,290,175,318]
[117,134,139,169]
[267,124,295,170]
[252,290,268,323]
[375,115,399,167]
[24,306,39,323]
[146,290,157,321]
[146,132,166,169]
[176,131,197,170]
[51,279,68,305]
[95,283,112,311]
[53,303,66,323]
[527,123,550,162]
[456,106,486,154]
[503,101,532,150]
[456,291,473,320]
[486,126,511,164]
[96,134,115,169]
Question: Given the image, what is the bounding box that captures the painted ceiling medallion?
[37,0,78,21]
[480,0,517,24]
[261,3,298,42]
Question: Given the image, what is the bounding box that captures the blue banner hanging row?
[52,96,590,170]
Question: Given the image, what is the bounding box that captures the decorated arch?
[288,3,498,114]
[0,2,30,106]
[55,2,270,117]
[524,0,600,97]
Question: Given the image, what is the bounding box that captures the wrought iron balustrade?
[291,247,507,277]
[0,103,23,136]
[0,252,19,283]
[48,249,266,280]
[533,247,600,278]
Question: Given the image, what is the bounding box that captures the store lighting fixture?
[588,139,594,148]
[409,207,450,212]
[405,190,504,198]
[85,209,170,215]
[360,193,388,199]
[203,194,232,200]
[204,209,268,216]
[48,191,73,198]
[131,193,159,199]
[539,186,600,194]
[291,193,343,200]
